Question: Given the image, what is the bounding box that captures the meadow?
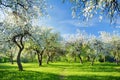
[0,62,120,80]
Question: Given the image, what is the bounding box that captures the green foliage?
[0,57,4,63]
[0,56,9,63]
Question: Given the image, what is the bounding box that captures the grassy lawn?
[0,62,120,80]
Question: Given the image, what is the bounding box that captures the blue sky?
[0,0,119,37]
[38,0,120,36]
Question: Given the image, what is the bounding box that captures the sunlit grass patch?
[0,62,120,80]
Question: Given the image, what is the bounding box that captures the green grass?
[0,62,120,80]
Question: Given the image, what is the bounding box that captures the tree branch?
[13,37,21,49]
[0,0,28,10]
[20,35,24,49]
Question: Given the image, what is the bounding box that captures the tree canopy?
[63,0,120,23]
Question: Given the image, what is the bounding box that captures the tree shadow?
[47,62,120,72]
[0,62,120,80]
[0,64,17,70]
[66,75,120,80]
[0,70,119,80]
[0,70,60,80]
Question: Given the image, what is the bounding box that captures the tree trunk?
[87,55,90,61]
[17,48,23,71]
[37,53,42,66]
[91,57,95,66]
[37,49,44,66]
[50,55,54,63]
[104,56,106,62]
[13,35,24,71]
[115,52,119,65]
[37,53,40,66]
[30,53,34,62]
[78,54,83,64]
[74,56,77,62]
[116,58,119,65]
[10,53,14,64]
[47,55,50,64]
[39,54,42,66]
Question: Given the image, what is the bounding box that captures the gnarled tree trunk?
[13,35,24,71]
[17,47,23,71]
[36,48,45,66]
[37,53,40,66]
[37,53,43,66]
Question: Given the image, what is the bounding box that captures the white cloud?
[59,19,97,27]
[115,26,120,28]
[116,18,120,25]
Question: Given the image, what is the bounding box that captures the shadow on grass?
[66,75,120,80]
[0,70,60,80]
[0,62,120,80]
[0,70,120,80]
[47,62,120,72]
[0,62,120,72]
[0,64,17,69]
